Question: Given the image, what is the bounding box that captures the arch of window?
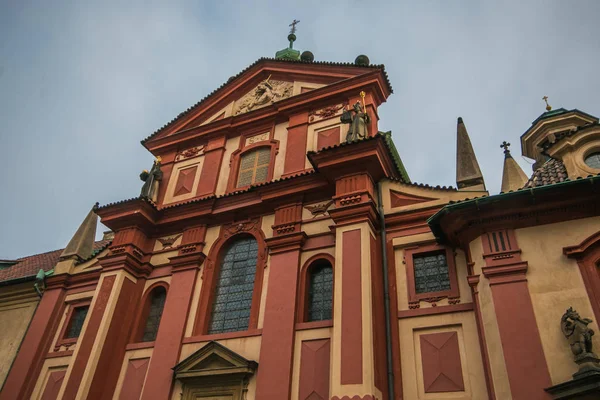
[298,254,335,323]
[207,236,260,334]
[132,283,168,343]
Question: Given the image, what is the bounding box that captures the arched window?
[236,147,271,188]
[306,259,334,322]
[141,286,167,342]
[208,236,258,334]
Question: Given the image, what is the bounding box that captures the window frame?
[297,254,335,324]
[226,126,279,193]
[130,282,169,344]
[193,224,267,337]
[404,243,459,307]
[55,298,92,349]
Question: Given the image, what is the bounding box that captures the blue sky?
[1,0,599,258]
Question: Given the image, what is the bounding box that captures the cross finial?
[500,141,511,154]
[289,19,300,35]
[542,95,552,111]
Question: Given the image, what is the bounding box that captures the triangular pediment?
[389,189,437,208]
[142,58,392,148]
[173,341,257,381]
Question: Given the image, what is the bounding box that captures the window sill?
[295,320,333,331]
[126,341,156,350]
[183,329,263,344]
[46,350,74,359]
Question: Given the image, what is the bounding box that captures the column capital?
[265,231,307,255]
[98,249,152,278]
[169,251,206,273]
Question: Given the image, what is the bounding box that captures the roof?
[522,158,568,188]
[141,57,393,145]
[521,108,599,140]
[0,240,111,284]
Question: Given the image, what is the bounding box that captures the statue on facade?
[341,92,370,142]
[140,157,163,203]
[234,76,293,115]
[561,307,600,378]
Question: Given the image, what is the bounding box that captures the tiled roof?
[141,57,392,145]
[0,240,111,284]
[522,158,569,188]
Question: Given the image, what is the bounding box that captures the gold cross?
[542,95,552,111]
[289,19,300,35]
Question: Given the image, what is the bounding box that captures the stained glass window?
[65,305,89,339]
[413,251,451,294]
[236,147,271,188]
[307,260,333,322]
[141,286,167,342]
[585,152,600,169]
[208,237,258,334]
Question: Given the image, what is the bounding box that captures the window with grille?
[141,286,167,342]
[413,251,451,294]
[236,147,271,188]
[65,305,89,339]
[307,260,333,322]
[208,237,258,334]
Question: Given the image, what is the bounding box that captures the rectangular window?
[65,305,89,339]
[404,244,460,306]
[413,251,451,294]
[236,147,271,188]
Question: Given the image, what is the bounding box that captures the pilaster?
[141,226,206,400]
[196,136,226,196]
[255,215,306,399]
[480,229,552,400]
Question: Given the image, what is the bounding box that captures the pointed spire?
[500,142,529,192]
[456,117,486,191]
[60,203,99,261]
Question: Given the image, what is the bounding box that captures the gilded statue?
[341,100,370,142]
[140,157,163,202]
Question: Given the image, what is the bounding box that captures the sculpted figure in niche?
[234,77,293,115]
[140,157,163,203]
[341,101,370,142]
[561,307,600,377]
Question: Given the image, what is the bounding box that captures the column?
[255,203,306,400]
[480,229,552,400]
[58,251,148,400]
[140,226,205,400]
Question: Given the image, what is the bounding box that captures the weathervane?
[289,19,300,35]
[543,95,552,111]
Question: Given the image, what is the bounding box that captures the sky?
[1,0,599,259]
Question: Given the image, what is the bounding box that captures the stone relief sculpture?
[140,157,163,203]
[234,76,293,115]
[561,307,600,378]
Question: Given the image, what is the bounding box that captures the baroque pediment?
[174,341,257,381]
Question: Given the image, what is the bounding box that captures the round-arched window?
[141,286,167,342]
[307,259,334,322]
[584,152,600,169]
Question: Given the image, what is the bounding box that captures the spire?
[60,203,99,261]
[500,142,529,193]
[456,117,486,191]
[275,19,301,60]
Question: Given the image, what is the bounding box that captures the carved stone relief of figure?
[341,101,370,142]
[140,157,163,203]
[234,77,293,115]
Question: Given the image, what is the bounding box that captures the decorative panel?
[389,190,434,208]
[174,165,198,196]
[413,251,451,294]
[119,358,150,400]
[40,370,66,400]
[420,331,464,393]
[316,127,340,150]
[298,339,331,400]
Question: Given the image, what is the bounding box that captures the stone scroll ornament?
[561,307,600,378]
[341,91,370,142]
[140,156,163,203]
